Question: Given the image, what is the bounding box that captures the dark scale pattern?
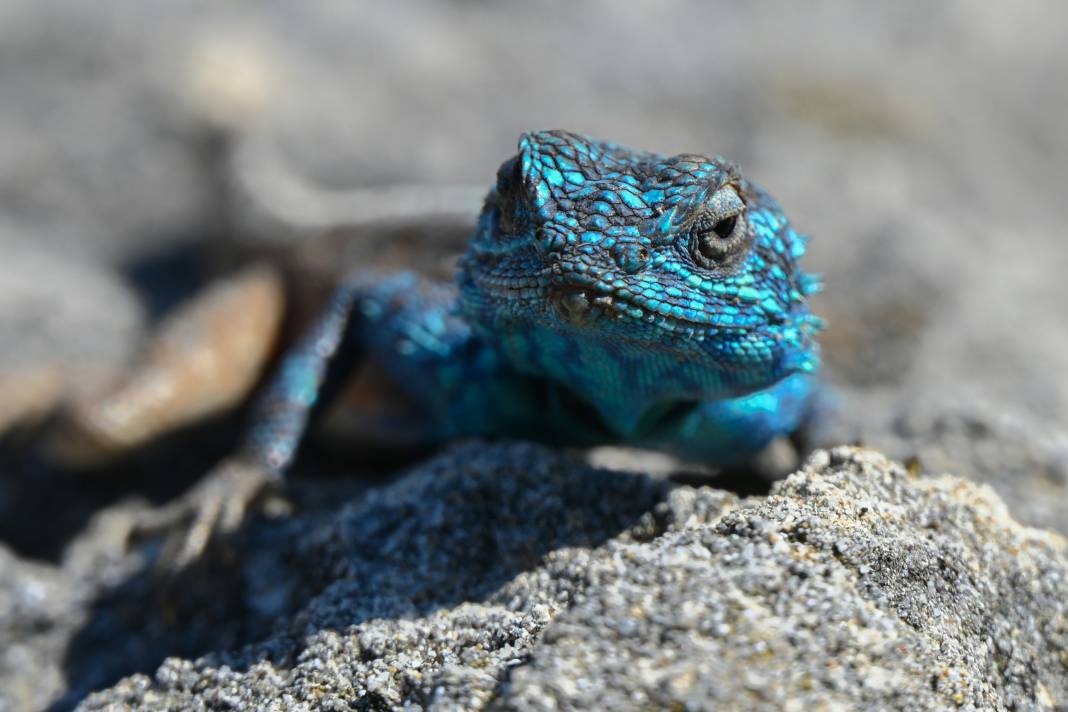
[250,130,823,469]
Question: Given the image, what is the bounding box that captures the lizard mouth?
[548,284,758,332]
[550,287,617,323]
[473,267,797,334]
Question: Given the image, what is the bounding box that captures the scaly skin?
[249,130,823,472]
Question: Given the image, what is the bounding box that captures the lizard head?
[459,130,822,400]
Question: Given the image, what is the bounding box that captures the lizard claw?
[133,457,289,576]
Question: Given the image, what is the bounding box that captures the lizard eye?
[712,214,737,239]
[689,186,749,269]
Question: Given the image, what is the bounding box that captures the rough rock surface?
[0,546,72,712]
[70,445,1068,711]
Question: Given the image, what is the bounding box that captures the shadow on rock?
[53,441,671,708]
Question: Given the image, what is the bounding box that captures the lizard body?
[48,130,823,568]
[250,130,822,473]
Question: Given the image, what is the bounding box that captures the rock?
[0,544,74,712]
[826,397,1068,539]
[0,237,143,378]
[70,444,1068,711]
[0,235,144,439]
[499,447,1068,710]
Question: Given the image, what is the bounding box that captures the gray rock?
[0,234,144,436]
[499,447,1068,710]
[0,2,221,262]
[0,235,143,376]
[0,499,156,712]
[0,544,74,712]
[885,402,1068,538]
[70,444,1068,711]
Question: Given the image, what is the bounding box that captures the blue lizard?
[248,130,823,475]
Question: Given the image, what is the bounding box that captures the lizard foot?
[132,457,290,577]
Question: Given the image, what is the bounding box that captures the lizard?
[53,129,824,568]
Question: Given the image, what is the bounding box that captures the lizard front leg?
[143,272,394,572]
[152,270,537,572]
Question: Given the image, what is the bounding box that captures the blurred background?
[2,2,1068,708]
[3,0,1068,506]
[3,0,1067,411]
